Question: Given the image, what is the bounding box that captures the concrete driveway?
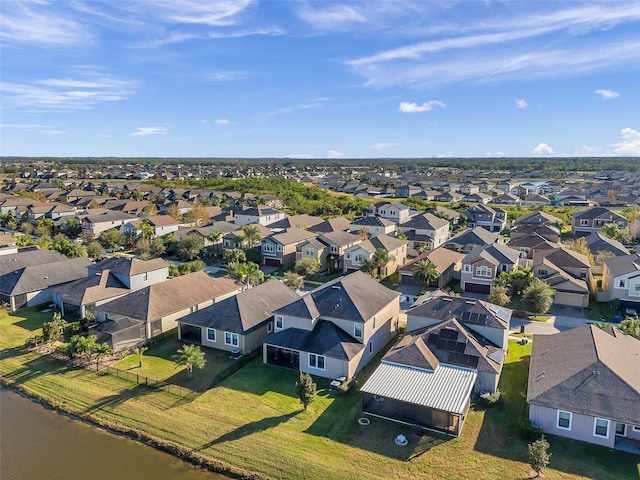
[510,314,588,335]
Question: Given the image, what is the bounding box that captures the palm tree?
[360,258,379,278]
[174,344,206,379]
[241,223,263,248]
[140,220,154,240]
[94,343,113,369]
[207,231,223,245]
[229,261,264,289]
[133,346,148,367]
[412,259,440,288]
[372,248,396,278]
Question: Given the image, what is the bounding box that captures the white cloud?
[266,97,330,117]
[0,72,137,111]
[372,142,396,150]
[0,2,93,47]
[328,150,344,158]
[532,143,555,155]
[399,101,445,113]
[345,4,640,88]
[206,71,250,82]
[594,89,620,99]
[135,0,253,26]
[610,128,640,156]
[129,127,168,137]
[0,124,52,129]
[215,119,231,125]
[515,98,528,109]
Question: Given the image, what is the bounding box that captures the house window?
[309,353,325,370]
[463,264,471,273]
[206,328,216,342]
[372,316,376,329]
[619,280,626,288]
[615,423,626,436]
[579,269,587,279]
[538,269,548,276]
[190,305,198,313]
[354,324,363,339]
[593,418,609,438]
[369,341,373,354]
[224,331,239,347]
[346,253,351,259]
[276,245,282,252]
[305,248,314,257]
[330,246,337,253]
[580,219,589,226]
[263,243,274,253]
[355,254,366,263]
[634,284,640,292]
[150,319,162,334]
[275,315,283,329]
[143,272,148,281]
[557,410,572,430]
[267,322,273,333]
[633,426,640,432]
[476,266,492,277]
[617,222,625,228]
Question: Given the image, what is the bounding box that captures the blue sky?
[1,1,639,159]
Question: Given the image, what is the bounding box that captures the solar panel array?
[460,311,488,325]
[447,352,479,368]
[427,329,467,354]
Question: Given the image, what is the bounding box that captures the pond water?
[0,388,229,480]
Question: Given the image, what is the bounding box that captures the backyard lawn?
[112,338,238,391]
[1,309,639,480]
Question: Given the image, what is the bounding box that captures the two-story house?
[234,205,286,226]
[460,244,522,294]
[571,207,628,237]
[51,257,170,318]
[81,211,139,236]
[396,212,450,256]
[296,231,362,273]
[463,205,507,233]
[367,202,412,224]
[343,234,407,275]
[261,228,318,268]
[601,252,640,310]
[532,246,593,307]
[262,271,400,380]
[348,216,397,238]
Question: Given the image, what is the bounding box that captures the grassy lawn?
[2,310,639,480]
[585,298,620,322]
[112,338,238,391]
[306,271,343,283]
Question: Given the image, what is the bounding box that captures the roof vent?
[332,285,341,290]
[443,298,453,302]
[465,301,476,305]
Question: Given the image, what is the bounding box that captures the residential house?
[398,247,465,290]
[507,233,558,260]
[81,211,138,236]
[360,292,511,436]
[397,213,450,256]
[522,194,551,206]
[234,205,285,226]
[510,223,560,244]
[296,231,362,273]
[307,217,351,234]
[434,191,464,203]
[348,216,397,238]
[144,215,179,236]
[460,244,522,294]
[601,253,640,309]
[261,228,318,268]
[514,211,563,227]
[489,193,520,205]
[395,185,422,198]
[443,226,499,254]
[52,257,169,318]
[263,271,400,380]
[91,271,242,348]
[463,205,507,233]
[464,192,492,204]
[532,247,593,307]
[425,206,461,226]
[177,280,299,354]
[572,207,628,237]
[0,250,92,311]
[27,203,76,224]
[584,232,630,275]
[367,202,412,224]
[343,234,407,275]
[527,325,640,450]
[222,223,272,252]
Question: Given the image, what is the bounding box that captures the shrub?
[519,417,544,441]
[479,391,502,407]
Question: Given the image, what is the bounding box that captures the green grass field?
[1,309,639,480]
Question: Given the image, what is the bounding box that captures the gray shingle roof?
[0,257,93,296]
[276,271,399,323]
[0,249,67,276]
[527,325,640,425]
[264,320,364,360]
[178,280,299,334]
